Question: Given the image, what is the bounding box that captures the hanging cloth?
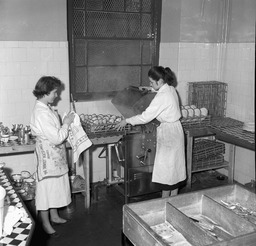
[66,113,92,163]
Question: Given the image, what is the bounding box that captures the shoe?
[51,219,70,226]
[47,231,60,238]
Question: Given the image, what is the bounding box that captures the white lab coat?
[30,101,71,210]
[126,84,186,186]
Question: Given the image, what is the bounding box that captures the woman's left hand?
[115,119,127,131]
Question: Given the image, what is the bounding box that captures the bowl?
[21,170,31,179]
[11,174,23,187]
[0,135,10,143]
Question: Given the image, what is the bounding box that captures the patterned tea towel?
[65,113,92,163]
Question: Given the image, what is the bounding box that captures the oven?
[111,86,162,203]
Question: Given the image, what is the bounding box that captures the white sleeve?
[126,94,166,126]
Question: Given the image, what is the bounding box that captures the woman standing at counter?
[30,76,75,237]
[116,66,186,198]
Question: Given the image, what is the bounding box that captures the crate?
[193,139,225,161]
[80,113,131,135]
[192,154,225,171]
[181,115,211,130]
[188,81,227,118]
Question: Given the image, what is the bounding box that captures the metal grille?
[141,14,152,37]
[84,12,142,38]
[104,0,125,11]
[74,10,85,37]
[88,40,141,66]
[88,66,140,92]
[75,68,87,92]
[142,0,152,12]
[75,39,87,66]
[74,0,85,9]
[69,0,161,100]
[126,0,141,12]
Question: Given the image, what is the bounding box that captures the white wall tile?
[12,48,27,61]
[0,41,71,175]
[27,48,41,62]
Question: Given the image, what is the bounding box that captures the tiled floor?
[27,171,230,246]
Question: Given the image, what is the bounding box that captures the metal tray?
[123,184,256,246]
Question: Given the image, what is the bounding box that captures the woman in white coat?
[30,76,75,237]
[116,66,186,198]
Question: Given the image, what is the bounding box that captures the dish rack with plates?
[79,113,131,138]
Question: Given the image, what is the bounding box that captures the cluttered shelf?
[0,168,35,246]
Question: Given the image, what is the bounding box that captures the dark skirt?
[152,181,180,191]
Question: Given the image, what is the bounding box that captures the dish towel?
[66,113,92,163]
[3,206,28,235]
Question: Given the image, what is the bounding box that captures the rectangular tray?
[123,184,256,246]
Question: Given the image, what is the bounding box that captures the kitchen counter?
[0,168,35,245]
[1,118,255,208]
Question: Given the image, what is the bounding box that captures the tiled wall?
[0,41,70,175]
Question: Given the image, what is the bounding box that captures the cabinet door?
[68,0,162,101]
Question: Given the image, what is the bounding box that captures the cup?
[12,174,23,187]
[0,186,6,238]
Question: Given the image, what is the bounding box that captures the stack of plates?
[243,122,255,133]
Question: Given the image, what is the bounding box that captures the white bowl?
[0,135,10,143]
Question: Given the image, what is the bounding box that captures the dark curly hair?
[33,76,62,99]
[148,66,177,86]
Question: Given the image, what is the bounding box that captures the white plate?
[16,202,22,208]
[24,178,35,183]
[200,107,208,116]
[181,109,188,118]
[21,171,31,179]
[3,182,10,187]
[194,108,201,117]
[187,108,194,117]
[17,189,25,194]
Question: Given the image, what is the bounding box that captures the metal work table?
[185,117,255,191]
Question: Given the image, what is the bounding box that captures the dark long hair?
[33,76,62,99]
[148,66,177,86]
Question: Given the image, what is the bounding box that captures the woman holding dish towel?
[30,76,75,237]
[115,66,186,198]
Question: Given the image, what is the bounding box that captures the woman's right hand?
[63,112,75,126]
[115,119,127,131]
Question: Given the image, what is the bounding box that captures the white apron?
[35,138,69,181]
[152,121,186,186]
